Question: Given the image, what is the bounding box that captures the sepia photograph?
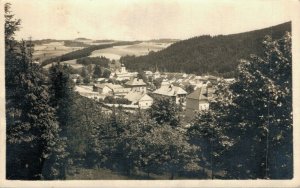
[0,0,300,187]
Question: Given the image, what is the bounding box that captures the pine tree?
[49,63,75,137]
[93,65,102,78]
[5,4,68,179]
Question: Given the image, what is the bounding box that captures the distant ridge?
[146,39,180,43]
[75,37,91,40]
[121,22,291,77]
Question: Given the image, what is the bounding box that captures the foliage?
[188,107,234,179]
[188,32,292,179]
[67,95,106,166]
[80,66,89,78]
[93,65,102,78]
[83,77,91,84]
[104,96,131,104]
[5,4,68,180]
[102,111,200,179]
[64,40,90,47]
[225,32,292,179]
[137,71,148,84]
[141,125,200,179]
[49,63,75,135]
[185,84,195,94]
[148,98,181,127]
[102,69,111,78]
[77,56,109,67]
[152,78,163,89]
[4,3,20,49]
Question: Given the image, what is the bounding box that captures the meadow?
[33,42,83,62]
[89,41,172,60]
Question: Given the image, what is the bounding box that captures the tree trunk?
[170,171,175,180]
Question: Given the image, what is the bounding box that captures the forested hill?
[121,22,291,77]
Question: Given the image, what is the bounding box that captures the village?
[69,61,235,122]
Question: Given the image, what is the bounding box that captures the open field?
[66,167,174,180]
[89,41,173,60]
[65,166,220,180]
[66,168,130,180]
[33,42,83,62]
[73,38,116,45]
[34,40,174,64]
[33,40,115,62]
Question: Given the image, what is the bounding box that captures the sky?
[7,0,293,41]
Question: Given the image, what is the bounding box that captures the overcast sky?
[9,0,293,41]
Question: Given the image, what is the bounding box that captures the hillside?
[120,22,291,77]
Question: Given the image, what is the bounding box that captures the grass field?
[33,42,83,62]
[65,166,219,180]
[36,40,175,67]
[66,168,130,180]
[66,167,174,180]
[89,42,173,60]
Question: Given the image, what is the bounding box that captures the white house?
[93,83,130,96]
[125,78,147,93]
[153,83,187,104]
[124,91,153,109]
[93,84,113,94]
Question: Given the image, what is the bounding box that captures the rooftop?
[124,91,152,103]
[186,86,214,100]
[125,78,146,86]
[153,84,187,96]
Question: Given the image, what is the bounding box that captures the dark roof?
[125,78,146,86]
[187,86,213,100]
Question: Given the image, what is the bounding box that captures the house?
[185,85,214,120]
[75,85,103,100]
[153,83,187,104]
[93,83,130,96]
[124,91,153,109]
[93,84,113,94]
[205,75,219,84]
[125,78,147,93]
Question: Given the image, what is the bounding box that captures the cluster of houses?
[92,77,153,109]
[74,63,233,120]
